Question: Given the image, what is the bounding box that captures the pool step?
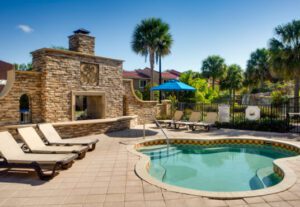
[140,146,176,153]
[256,167,275,188]
[149,149,182,159]
[139,145,168,151]
[141,146,181,159]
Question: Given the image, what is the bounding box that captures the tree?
[201,55,226,89]
[131,18,172,100]
[51,46,69,51]
[243,69,256,91]
[156,27,173,103]
[221,64,243,104]
[246,48,271,88]
[141,83,159,101]
[179,71,219,103]
[179,70,202,83]
[269,20,300,111]
[14,63,32,71]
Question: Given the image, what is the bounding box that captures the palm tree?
[179,70,202,84]
[157,31,173,102]
[269,20,300,111]
[221,64,243,104]
[246,48,271,89]
[201,55,226,90]
[132,18,172,100]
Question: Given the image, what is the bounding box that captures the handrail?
[151,115,170,148]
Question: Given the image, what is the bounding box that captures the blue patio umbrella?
[150,79,195,91]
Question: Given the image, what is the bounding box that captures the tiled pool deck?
[0,125,300,207]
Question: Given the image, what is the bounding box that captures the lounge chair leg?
[33,162,62,180]
[77,151,86,159]
[88,143,96,151]
[62,161,73,170]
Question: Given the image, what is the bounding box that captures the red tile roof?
[123,68,181,80]
[166,69,181,77]
[161,72,178,79]
[123,70,150,79]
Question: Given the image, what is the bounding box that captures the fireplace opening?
[75,95,105,120]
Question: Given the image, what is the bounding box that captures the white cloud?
[0,80,7,85]
[17,24,34,33]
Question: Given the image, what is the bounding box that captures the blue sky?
[0,0,299,72]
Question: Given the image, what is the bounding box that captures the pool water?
[139,144,297,192]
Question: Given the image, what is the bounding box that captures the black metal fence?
[176,101,300,133]
[286,97,300,133]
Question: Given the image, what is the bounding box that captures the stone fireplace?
[0,29,124,124]
[72,91,106,120]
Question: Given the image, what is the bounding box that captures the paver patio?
[0,125,300,207]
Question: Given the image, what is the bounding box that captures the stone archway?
[19,94,31,123]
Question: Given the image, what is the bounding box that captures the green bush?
[142,83,159,100]
[215,119,289,133]
[271,91,288,105]
[135,90,143,100]
[168,95,178,117]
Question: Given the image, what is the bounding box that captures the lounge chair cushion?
[5,153,77,165]
[205,112,218,124]
[174,112,202,125]
[188,112,201,122]
[157,110,183,123]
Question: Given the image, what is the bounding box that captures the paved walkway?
[0,125,300,207]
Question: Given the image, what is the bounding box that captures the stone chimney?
[68,29,95,55]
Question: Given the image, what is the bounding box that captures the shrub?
[141,83,159,100]
[215,119,289,133]
[271,91,288,105]
[135,90,143,100]
[168,95,178,117]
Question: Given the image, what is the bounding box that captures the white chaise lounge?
[18,127,89,159]
[38,123,99,151]
[157,110,184,128]
[0,131,77,180]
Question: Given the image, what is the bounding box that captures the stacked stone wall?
[2,116,136,140]
[123,79,171,124]
[53,118,132,138]
[0,71,42,125]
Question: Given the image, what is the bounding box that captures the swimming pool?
[131,138,300,198]
[140,144,296,192]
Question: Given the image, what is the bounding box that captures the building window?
[139,80,147,88]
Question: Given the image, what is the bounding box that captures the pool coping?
[127,137,300,199]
